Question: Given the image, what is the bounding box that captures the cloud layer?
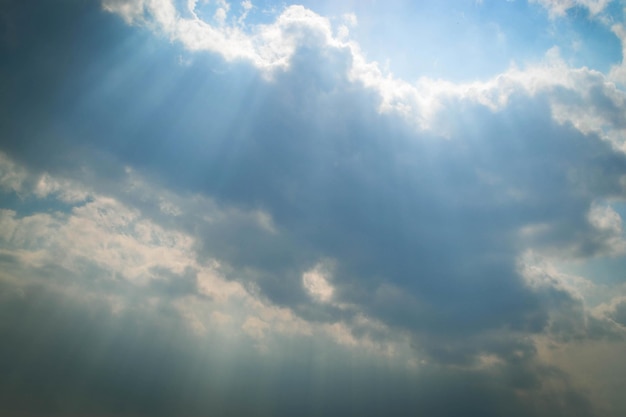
[1,0,626,415]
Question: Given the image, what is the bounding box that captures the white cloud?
[530,0,612,17]
[102,0,342,73]
[237,0,253,26]
[34,173,91,203]
[0,196,195,284]
[101,0,147,24]
[101,0,626,147]
[302,263,334,303]
[588,203,623,234]
[342,12,357,27]
[213,0,230,24]
[0,152,28,194]
[609,23,626,86]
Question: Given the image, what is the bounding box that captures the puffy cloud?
[302,262,334,303]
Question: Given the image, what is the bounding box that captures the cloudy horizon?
[1,0,626,416]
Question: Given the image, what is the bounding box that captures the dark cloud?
[0,281,208,417]
[0,279,599,417]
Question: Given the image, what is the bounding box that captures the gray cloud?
[0,278,599,417]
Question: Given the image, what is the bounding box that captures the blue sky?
[1,0,626,416]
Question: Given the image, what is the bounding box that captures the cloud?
[2,0,626,415]
[0,149,409,354]
[91,0,626,379]
[609,299,626,326]
[0,277,600,417]
[609,23,626,86]
[595,295,626,327]
[530,0,612,17]
[5,0,626,360]
[98,0,626,139]
[302,262,334,303]
[101,0,344,73]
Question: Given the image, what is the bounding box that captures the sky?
[1,0,626,416]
